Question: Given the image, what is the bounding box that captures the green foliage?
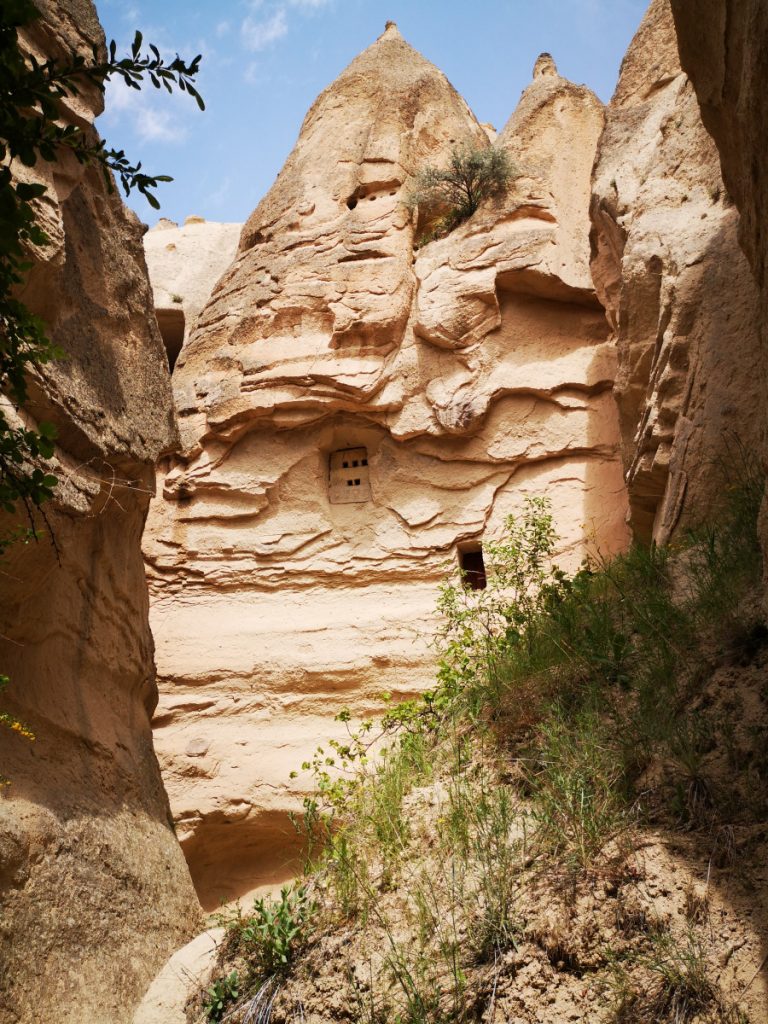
[0,0,203,772]
[435,495,558,717]
[282,471,762,1018]
[239,884,315,978]
[407,144,515,242]
[0,0,203,526]
[221,883,315,982]
[203,970,239,1023]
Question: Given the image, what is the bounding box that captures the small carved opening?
[346,196,358,210]
[156,306,185,372]
[329,447,371,504]
[458,544,486,591]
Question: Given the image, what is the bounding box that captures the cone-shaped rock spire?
[173,26,488,446]
[144,29,628,911]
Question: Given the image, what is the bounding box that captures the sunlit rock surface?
[144,217,241,371]
[144,25,629,910]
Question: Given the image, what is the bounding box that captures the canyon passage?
[2,2,768,1023]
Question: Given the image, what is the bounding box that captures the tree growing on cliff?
[407,144,516,243]
[0,0,204,777]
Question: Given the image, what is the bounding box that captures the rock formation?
[669,0,768,570]
[590,0,764,543]
[143,25,629,910]
[144,217,241,370]
[0,4,200,1022]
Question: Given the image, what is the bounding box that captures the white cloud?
[215,20,231,37]
[242,7,288,51]
[243,61,261,85]
[103,78,189,143]
[287,0,332,7]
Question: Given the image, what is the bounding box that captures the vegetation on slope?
[196,460,767,1024]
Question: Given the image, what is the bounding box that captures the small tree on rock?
[407,144,516,243]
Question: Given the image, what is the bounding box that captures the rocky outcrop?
[144,24,628,912]
[0,4,200,1022]
[669,0,768,568]
[590,0,764,543]
[670,0,768,299]
[133,927,223,1024]
[144,217,241,370]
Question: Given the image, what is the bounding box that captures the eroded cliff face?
[590,0,764,543]
[669,0,768,572]
[0,4,200,1022]
[143,25,628,911]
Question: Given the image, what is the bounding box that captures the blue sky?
[96,0,648,227]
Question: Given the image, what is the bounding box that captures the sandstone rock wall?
[144,25,628,911]
[144,217,241,370]
[590,0,764,543]
[0,4,200,1022]
[669,0,768,570]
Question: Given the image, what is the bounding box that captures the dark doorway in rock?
[156,307,185,371]
[458,544,486,591]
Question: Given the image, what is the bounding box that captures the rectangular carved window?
[329,447,371,504]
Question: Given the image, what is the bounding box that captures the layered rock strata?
[0,4,200,1022]
[590,0,764,543]
[144,25,629,910]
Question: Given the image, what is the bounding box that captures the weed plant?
[203,885,314,1022]
[608,928,748,1023]
[203,971,239,1022]
[206,462,763,1021]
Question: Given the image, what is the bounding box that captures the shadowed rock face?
[0,4,200,1022]
[669,0,768,576]
[670,0,768,296]
[590,0,764,544]
[144,24,629,911]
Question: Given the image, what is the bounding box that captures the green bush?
[407,144,515,242]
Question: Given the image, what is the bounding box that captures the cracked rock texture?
[143,23,629,911]
[590,0,764,544]
[0,4,200,1022]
